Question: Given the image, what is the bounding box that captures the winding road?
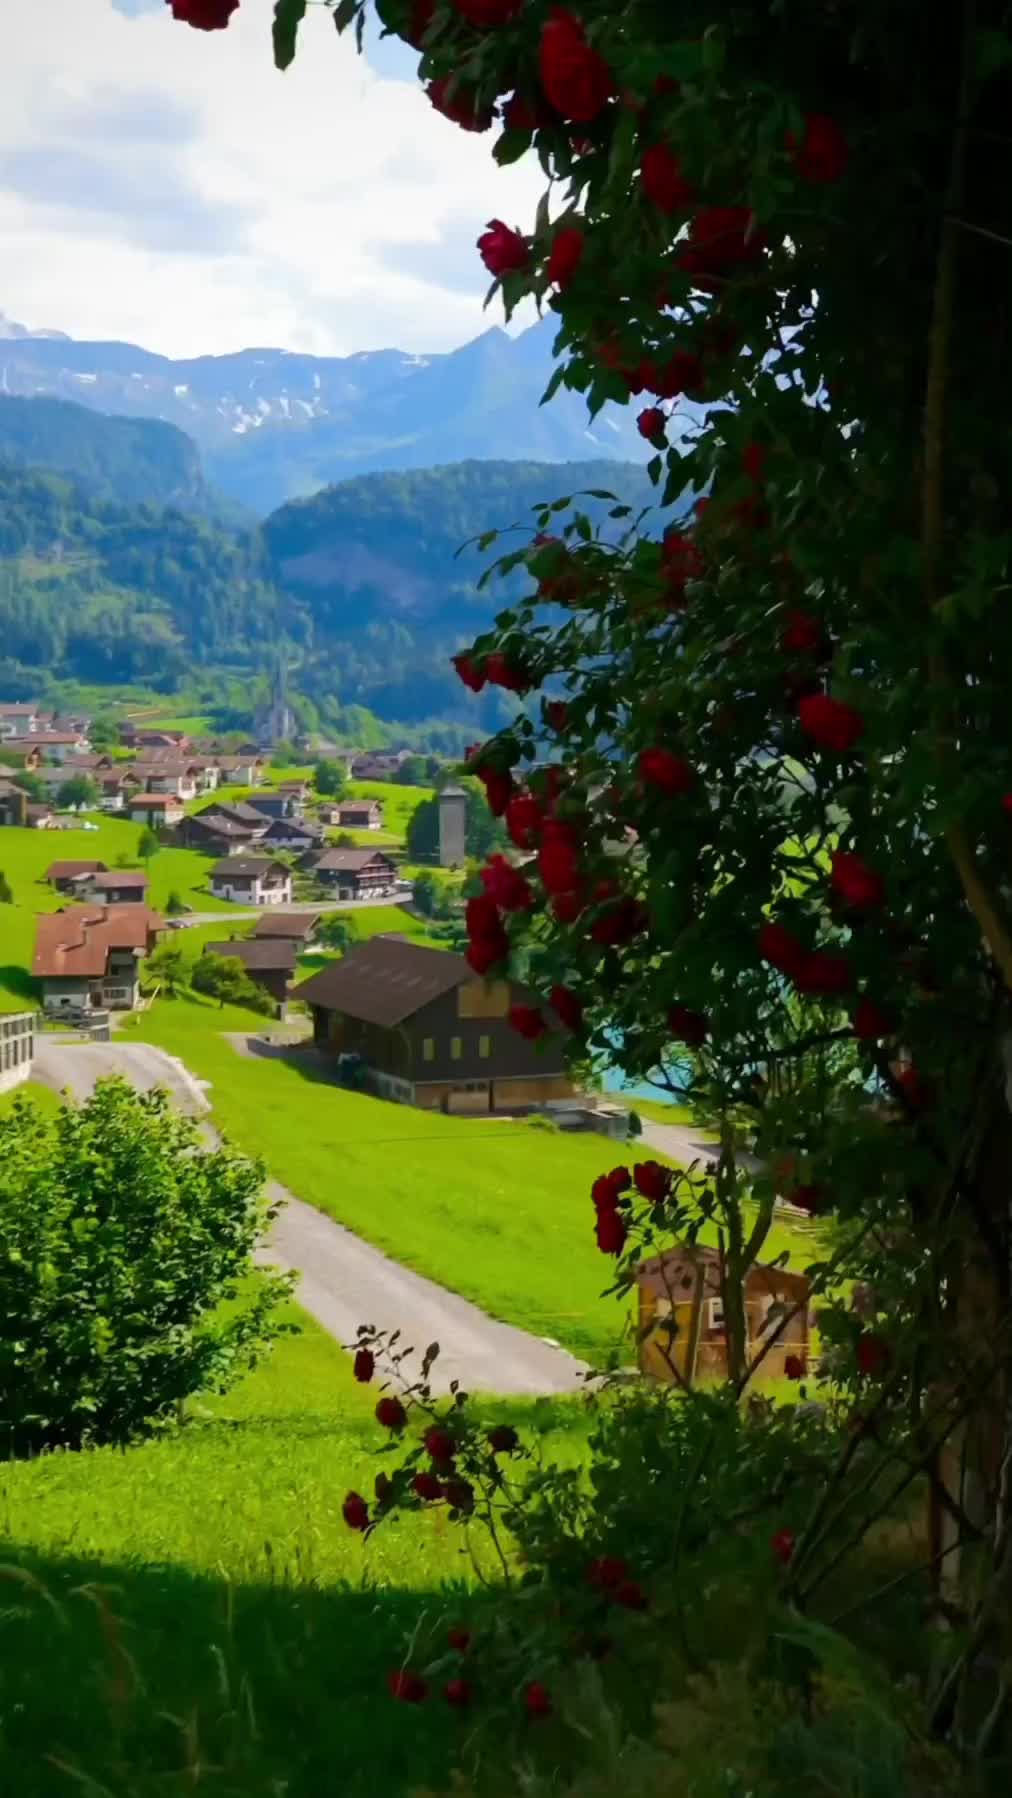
[33,1039,589,1398]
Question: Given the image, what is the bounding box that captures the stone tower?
[438,785,468,868]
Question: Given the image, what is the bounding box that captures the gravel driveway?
[33,1039,588,1397]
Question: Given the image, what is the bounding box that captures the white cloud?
[0,0,545,358]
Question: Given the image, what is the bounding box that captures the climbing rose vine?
[177,0,1012,1776]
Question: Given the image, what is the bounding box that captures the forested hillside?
[0,395,210,512]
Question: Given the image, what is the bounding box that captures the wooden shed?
[637,1242,810,1386]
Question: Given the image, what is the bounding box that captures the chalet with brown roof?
[214,754,263,785]
[0,702,51,738]
[637,1243,811,1388]
[31,730,91,763]
[132,760,200,800]
[210,857,292,905]
[179,801,269,852]
[32,905,164,1014]
[46,859,107,893]
[0,779,27,827]
[297,937,574,1114]
[259,816,328,854]
[312,847,398,899]
[89,869,150,906]
[120,727,190,751]
[203,937,296,1005]
[337,799,383,831]
[128,793,185,827]
[252,910,321,947]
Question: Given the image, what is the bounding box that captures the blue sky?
[0,1,542,357]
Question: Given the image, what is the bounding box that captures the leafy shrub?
[0,1079,292,1455]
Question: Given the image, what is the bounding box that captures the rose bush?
[179,0,1012,1779]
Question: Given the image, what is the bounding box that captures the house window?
[450,1036,462,1061]
[478,1035,491,1059]
[422,1037,435,1062]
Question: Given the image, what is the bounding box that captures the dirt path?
[33,1040,589,1397]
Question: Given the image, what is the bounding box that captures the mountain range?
[0,311,662,516]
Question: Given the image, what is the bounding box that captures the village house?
[89,869,150,906]
[0,1010,35,1095]
[185,756,222,792]
[133,760,200,801]
[179,801,270,852]
[636,1243,811,1387]
[252,910,321,949]
[210,856,292,906]
[203,937,296,1006]
[95,772,132,813]
[45,858,107,894]
[31,730,91,763]
[215,754,264,785]
[248,787,305,822]
[119,726,191,752]
[297,937,575,1113]
[0,702,50,738]
[336,799,384,831]
[0,778,27,827]
[312,847,399,900]
[127,793,185,828]
[350,751,411,781]
[32,905,164,1015]
[259,816,328,854]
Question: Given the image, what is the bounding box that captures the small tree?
[191,951,274,1014]
[412,870,440,917]
[88,714,118,750]
[317,914,357,955]
[141,940,187,998]
[314,758,347,799]
[0,870,12,905]
[56,774,99,812]
[12,769,44,803]
[165,888,185,916]
[137,825,161,864]
[334,830,357,847]
[394,754,430,787]
[0,1079,292,1456]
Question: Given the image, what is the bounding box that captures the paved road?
[33,1040,588,1397]
[176,893,415,926]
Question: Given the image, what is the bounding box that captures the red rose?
[661,528,704,600]
[478,219,530,277]
[595,1207,628,1254]
[480,853,534,912]
[168,0,239,28]
[428,77,495,132]
[587,1554,629,1589]
[453,0,522,24]
[794,950,854,996]
[614,1580,649,1611]
[634,1160,672,1203]
[505,790,544,850]
[638,746,695,795]
[637,406,666,441]
[759,921,806,976]
[413,1471,444,1501]
[487,1424,519,1453]
[741,440,767,483]
[590,896,647,946]
[466,893,504,944]
[466,935,507,975]
[830,850,885,911]
[787,113,848,184]
[550,983,583,1030]
[442,1477,475,1513]
[525,1680,553,1720]
[388,1669,428,1703]
[1002,793,1012,815]
[444,1678,472,1708]
[424,1426,457,1464]
[353,1347,375,1384]
[640,144,695,213]
[856,1332,891,1377]
[474,765,514,818]
[779,608,823,655]
[543,699,570,732]
[538,821,581,894]
[342,1490,370,1531]
[547,226,585,287]
[405,1,435,48]
[539,9,614,121]
[452,651,485,692]
[503,91,554,131]
[376,1396,407,1431]
[552,889,586,923]
[485,650,530,693]
[895,1066,935,1112]
[591,1173,622,1213]
[786,1182,822,1214]
[784,1353,807,1380]
[510,1003,547,1040]
[677,207,765,287]
[798,693,865,753]
[645,350,705,398]
[447,1625,472,1652]
[852,997,893,1041]
[771,1528,796,1566]
[668,1003,708,1046]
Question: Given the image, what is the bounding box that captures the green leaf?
[494,129,531,167]
[539,366,567,407]
[332,0,360,33]
[273,0,308,72]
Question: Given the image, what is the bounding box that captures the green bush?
[0,1079,292,1456]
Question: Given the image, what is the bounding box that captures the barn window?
[450,1036,463,1061]
[422,1037,435,1062]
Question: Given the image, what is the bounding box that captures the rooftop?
[45,860,107,880]
[315,847,397,872]
[252,910,321,940]
[92,870,149,890]
[204,938,297,972]
[296,936,469,1028]
[211,856,288,878]
[32,905,164,979]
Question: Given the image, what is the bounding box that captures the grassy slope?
[0,1305,585,1798]
[131,999,814,1365]
[0,821,240,1011]
[345,779,432,840]
[0,1080,62,1121]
